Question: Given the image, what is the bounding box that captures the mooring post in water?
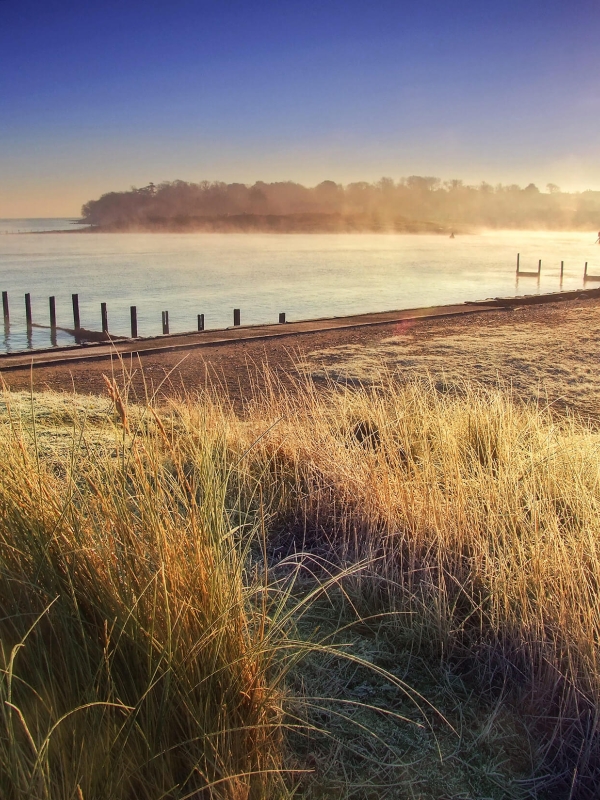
[538,259,542,275]
[516,253,520,273]
[279,312,286,324]
[583,262,600,281]
[233,308,240,326]
[130,306,138,338]
[101,302,108,333]
[197,313,204,331]
[162,311,169,334]
[72,293,80,330]
[49,296,56,328]
[560,261,564,279]
[25,293,32,328]
[2,291,9,324]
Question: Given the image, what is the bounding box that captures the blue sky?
[1,0,599,215]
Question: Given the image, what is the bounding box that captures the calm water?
[0,220,599,353]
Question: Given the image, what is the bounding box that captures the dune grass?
[0,385,287,800]
[220,371,600,796]
[1,368,600,797]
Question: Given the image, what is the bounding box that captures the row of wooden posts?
[3,256,597,342]
[1,291,287,338]
[516,254,600,280]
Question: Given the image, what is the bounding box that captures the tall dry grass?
[3,368,600,796]
[0,389,287,800]
[213,372,600,796]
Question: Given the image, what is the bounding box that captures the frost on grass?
[303,304,600,412]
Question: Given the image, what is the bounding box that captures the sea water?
[0,221,598,353]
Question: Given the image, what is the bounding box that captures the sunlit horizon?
[2,1,600,217]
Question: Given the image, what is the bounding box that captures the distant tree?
[316,180,339,192]
[248,184,268,213]
[377,177,395,191]
[546,183,561,194]
[406,176,440,191]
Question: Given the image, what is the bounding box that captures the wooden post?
[130,306,138,338]
[72,293,80,330]
[2,291,9,324]
[279,312,286,324]
[585,262,588,278]
[101,302,108,333]
[516,253,520,273]
[25,293,32,328]
[49,296,56,328]
[233,308,240,326]
[197,313,204,331]
[560,261,564,279]
[162,311,169,334]
[538,259,542,275]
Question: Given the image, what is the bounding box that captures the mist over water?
[0,223,598,353]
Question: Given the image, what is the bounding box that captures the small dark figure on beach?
[450,231,455,239]
[596,230,600,244]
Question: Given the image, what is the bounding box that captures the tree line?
[80,177,600,231]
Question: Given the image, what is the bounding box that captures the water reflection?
[515,273,541,291]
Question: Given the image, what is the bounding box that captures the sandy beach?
[1,293,598,413]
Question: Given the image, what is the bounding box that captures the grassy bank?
[1,372,600,797]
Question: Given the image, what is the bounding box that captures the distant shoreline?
[30,225,598,236]
[40,213,455,235]
[13,213,598,236]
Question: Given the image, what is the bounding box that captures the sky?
[1,0,599,216]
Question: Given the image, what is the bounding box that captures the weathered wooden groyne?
[1,285,599,373]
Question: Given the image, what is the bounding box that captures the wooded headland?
[79,177,600,232]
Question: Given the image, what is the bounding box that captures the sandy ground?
[2,296,599,412]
